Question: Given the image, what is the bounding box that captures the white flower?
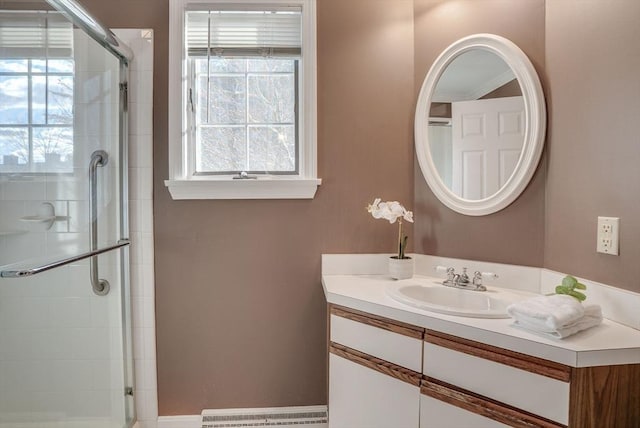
[366,198,383,219]
[404,210,414,223]
[366,198,413,224]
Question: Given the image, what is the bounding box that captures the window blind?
[0,11,73,59]
[186,7,302,57]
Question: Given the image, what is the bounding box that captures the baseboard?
[202,405,327,427]
[158,405,328,428]
[157,415,201,428]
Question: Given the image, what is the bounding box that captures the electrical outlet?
[597,216,619,255]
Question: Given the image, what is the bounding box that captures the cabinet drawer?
[330,306,423,372]
[424,332,570,425]
[421,380,564,428]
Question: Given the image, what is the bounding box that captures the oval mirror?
[415,34,546,216]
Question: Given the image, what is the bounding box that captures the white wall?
[114,29,158,428]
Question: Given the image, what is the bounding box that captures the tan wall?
[80,0,415,415]
[412,0,546,266]
[481,79,522,99]
[544,0,640,292]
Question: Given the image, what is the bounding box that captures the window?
[0,59,74,173]
[191,57,298,175]
[0,11,74,174]
[166,0,319,199]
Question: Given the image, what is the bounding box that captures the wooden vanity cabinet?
[327,305,640,428]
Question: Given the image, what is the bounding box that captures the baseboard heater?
[201,406,328,428]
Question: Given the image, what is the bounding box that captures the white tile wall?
[114,29,158,428]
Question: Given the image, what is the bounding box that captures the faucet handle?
[435,265,455,281]
[480,271,499,279]
[472,271,498,286]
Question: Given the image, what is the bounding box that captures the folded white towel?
[512,305,603,339]
[506,294,585,330]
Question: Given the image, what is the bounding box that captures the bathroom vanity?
[323,255,640,428]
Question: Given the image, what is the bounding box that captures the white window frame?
[166,0,320,200]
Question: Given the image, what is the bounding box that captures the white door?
[451,96,524,199]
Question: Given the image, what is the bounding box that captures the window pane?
[0,60,28,73]
[198,75,246,124]
[0,127,29,166]
[31,60,73,73]
[47,59,74,73]
[247,59,294,73]
[248,74,295,124]
[33,75,47,124]
[197,126,247,172]
[32,126,73,172]
[197,58,246,73]
[248,125,295,172]
[48,75,74,125]
[31,60,47,73]
[0,76,29,124]
[32,75,74,126]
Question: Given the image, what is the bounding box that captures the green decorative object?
[555,275,587,301]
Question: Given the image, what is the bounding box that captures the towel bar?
[0,239,130,278]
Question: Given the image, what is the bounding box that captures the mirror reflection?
[0,6,75,174]
[429,49,524,200]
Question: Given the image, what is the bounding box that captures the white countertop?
[322,273,640,367]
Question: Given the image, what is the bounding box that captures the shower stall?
[0,0,135,426]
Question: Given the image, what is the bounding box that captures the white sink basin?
[387,281,535,318]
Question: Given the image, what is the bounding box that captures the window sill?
[164,177,322,200]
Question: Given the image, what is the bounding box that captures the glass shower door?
[0,2,134,427]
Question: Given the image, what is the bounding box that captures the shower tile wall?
[114,29,157,428]
[0,31,126,423]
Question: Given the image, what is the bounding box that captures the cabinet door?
[329,353,420,428]
[424,331,570,425]
[421,394,509,428]
[421,380,565,428]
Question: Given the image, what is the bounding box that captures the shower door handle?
[89,150,111,296]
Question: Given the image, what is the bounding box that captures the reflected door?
[451,96,524,199]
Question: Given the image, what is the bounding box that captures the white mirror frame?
[415,34,546,216]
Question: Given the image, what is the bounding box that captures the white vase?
[388,256,413,280]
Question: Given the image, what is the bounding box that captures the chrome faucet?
[439,266,497,292]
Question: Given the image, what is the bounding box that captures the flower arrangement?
[366,198,414,259]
